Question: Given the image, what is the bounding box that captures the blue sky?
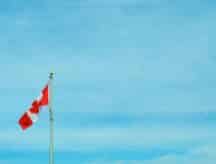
[0,0,215,163]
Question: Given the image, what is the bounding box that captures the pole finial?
[49,72,54,79]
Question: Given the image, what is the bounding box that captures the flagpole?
[48,72,54,164]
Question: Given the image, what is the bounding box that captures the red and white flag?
[18,85,49,130]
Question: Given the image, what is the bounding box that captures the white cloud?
[84,144,216,164]
[1,125,216,151]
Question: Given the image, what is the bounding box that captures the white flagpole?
[48,72,54,164]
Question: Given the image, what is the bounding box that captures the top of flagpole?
[49,72,54,80]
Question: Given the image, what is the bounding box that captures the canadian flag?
[18,85,49,130]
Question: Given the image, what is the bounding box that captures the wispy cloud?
[1,125,215,151]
